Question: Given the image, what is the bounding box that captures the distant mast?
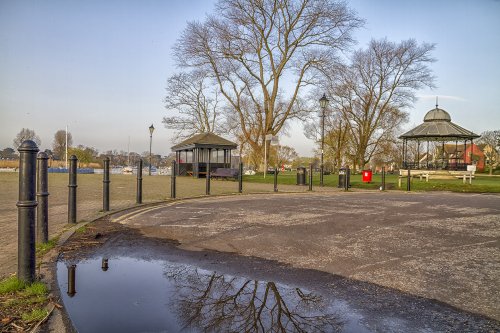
[65,125,68,169]
[127,136,130,166]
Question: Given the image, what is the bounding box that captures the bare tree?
[167,268,341,332]
[52,129,73,160]
[478,130,500,175]
[174,0,362,168]
[328,38,435,171]
[277,145,298,167]
[13,128,41,148]
[304,111,350,172]
[163,71,223,142]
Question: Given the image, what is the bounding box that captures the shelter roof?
[399,106,480,141]
[171,132,237,151]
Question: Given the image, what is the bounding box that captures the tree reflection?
[166,267,342,332]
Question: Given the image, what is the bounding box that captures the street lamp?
[149,124,155,176]
[319,93,329,186]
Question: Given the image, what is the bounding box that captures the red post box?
[362,170,372,183]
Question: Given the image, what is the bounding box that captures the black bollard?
[17,140,39,283]
[274,167,278,192]
[406,168,411,191]
[238,162,243,193]
[67,264,76,297]
[308,164,313,191]
[171,160,176,199]
[382,167,386,191]
[68,155,78,224]
[136,159,143,204]
[344,167,350,192]
[36,152,49,244]
[101,258,109,271]
[103,157,110,212]
[206,160,211,195]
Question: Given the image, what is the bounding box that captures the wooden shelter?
[171,133,237,177]
[399,104,480,170]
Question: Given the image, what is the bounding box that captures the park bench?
[398,169,474,187]
[449,170,474,184]
[398,170,430,187]
[211,168,239,180]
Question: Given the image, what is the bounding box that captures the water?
[57,257,370,333]
[57,253,495,333]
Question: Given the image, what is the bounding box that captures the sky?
[1,0,499,157]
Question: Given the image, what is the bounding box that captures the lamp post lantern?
[319,93,329,186]
[149,124,155,176]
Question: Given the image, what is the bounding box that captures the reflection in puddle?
[57,257,355,333]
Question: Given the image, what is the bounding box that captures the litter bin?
[338,168,351,188]
[362,170,373,183]
[296,166,307,185]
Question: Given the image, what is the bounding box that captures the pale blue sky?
[1,0,499,156]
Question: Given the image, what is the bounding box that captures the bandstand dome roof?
[399,105,480,141]
[423,108,451,122]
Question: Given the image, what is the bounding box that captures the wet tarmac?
[56,234,499,333]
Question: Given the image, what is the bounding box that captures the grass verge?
[0,276,49,331]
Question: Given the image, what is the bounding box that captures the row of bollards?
[17,140,264,284]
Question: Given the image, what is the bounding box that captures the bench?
[449,171,474,184]
[398,170,474,187]
[211,168,239,180]
[398,170,430,187]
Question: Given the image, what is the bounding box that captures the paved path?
[112,191,500,320]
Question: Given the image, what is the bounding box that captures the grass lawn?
[244,171,500,193]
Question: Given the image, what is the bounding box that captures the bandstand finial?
[436,96,439,109]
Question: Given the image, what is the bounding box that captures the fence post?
[308,164,313,191]
[36,152,49,244]
[136,159,143,204]
[406,167,411,191]
[382,166,386,191]
[206,158,211,195]
[171,160,176,199]
[238,162,243,193]
[103,157,110,212]
[17,140,39,283]
[274,167,278,192]
[344,167,350,192]
[68,155,78,224]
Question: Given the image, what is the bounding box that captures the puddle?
[57,256,372,333]
[56,250,498,333]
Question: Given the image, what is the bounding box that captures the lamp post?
[319,93,329,186]
[148,124,155,176]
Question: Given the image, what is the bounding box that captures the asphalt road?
[110,191,500,321]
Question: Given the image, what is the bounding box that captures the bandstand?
[399,104,480,171]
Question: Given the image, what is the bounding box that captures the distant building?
[442,143,485,172]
